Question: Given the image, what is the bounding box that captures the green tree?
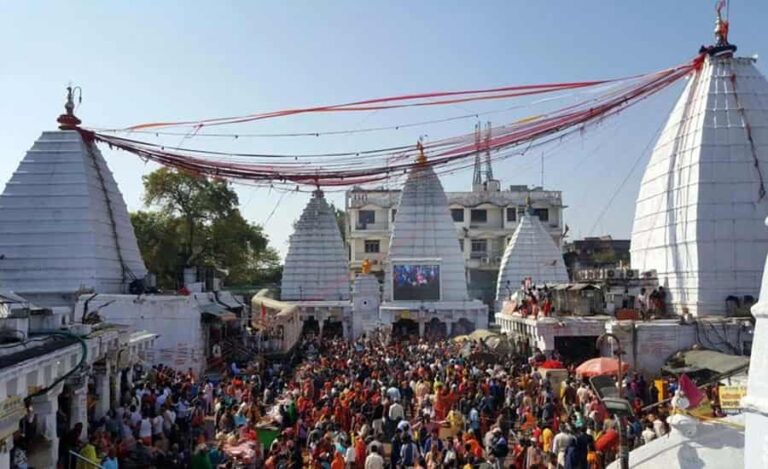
[142,168,238,262]
[133,168,282,289]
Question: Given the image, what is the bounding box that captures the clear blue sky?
[1,1,766,258]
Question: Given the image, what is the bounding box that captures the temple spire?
[57,85,82,130]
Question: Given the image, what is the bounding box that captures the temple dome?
[0,130,147,301]
[495,213,568,303]
[630,54,768,316]
[281,190,350,301]
[384,162,468,301]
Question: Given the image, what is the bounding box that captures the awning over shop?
[216,291,245,310]
[198,302,238,321]
[0,289,47,314]
[663,349,750,376]
[569,283,600,291]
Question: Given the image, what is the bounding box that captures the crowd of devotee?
[27,329,705,469]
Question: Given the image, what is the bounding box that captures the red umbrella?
[575,357,630,377]
[539,359,565,369]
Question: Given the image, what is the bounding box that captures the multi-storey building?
[345,179,564,308]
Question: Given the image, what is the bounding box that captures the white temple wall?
[607,319,752,377]
[75,294,206,374]
[352,274,381,338]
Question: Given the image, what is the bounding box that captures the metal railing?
[69,450,104,469]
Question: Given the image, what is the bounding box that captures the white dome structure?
[495,213,568,304]
[281,190,350,301]
[608,414,744,469]
[0,129,146,304]
[630,47,768,316]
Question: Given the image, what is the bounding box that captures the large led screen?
[392,264,441,301]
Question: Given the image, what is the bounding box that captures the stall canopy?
[663,349,750,377]
[198,302,237,321]
[576,357,630,377]
[216,291,245,310]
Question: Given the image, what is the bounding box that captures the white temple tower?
[744,216,768,468]
[281,189,352,337]
[630,31,768,316]
[381,144,487,337]
[0,92,146,306]
[281,189,350,301]
[495,209,568,307]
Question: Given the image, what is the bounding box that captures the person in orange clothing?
[354,434,367,469]
[463,433,484,459]
[433,388,449,421]
[330,449,345,469]
[521,409,537,433]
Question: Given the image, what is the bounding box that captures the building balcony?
[353,222,390,232]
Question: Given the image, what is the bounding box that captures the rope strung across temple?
[80,54,703,188]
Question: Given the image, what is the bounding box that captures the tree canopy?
[132,168,281,289]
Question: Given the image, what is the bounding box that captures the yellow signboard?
[398,310,411,320]
[0,395,25,440]
[720,385,747,410]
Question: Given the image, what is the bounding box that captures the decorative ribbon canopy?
[79,55,704,188]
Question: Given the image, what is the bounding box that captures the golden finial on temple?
[416,140,427,165]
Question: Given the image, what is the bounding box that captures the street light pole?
[596,332,629,469]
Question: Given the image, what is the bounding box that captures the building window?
[364,240,380,253]
[391,209,397,222]
[358,210,375,227]
[451,208,464,222]
[533,208,549,222]
[506,207,517,222]
[470,209,487,223]
[459,239,464,252]
[471,239,488,253]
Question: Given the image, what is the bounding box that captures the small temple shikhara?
[277,188,352,337]
[495,202,569,309]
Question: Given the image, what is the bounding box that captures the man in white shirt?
[129,405,142,428]
[364,445,385,469]
[345,443,356,466]
[641,422,657,445]
[163,407,176,433]
[552,426,576,468]
[386,384,401,402]
[388,400,404,422]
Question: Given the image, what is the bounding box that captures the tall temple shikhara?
[281,189,350,302]
[0,88,146,306]
[630,14,768,317]
[380,143,487,337]
[279,189,353,337]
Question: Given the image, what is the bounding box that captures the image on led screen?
[392,264,441,301]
